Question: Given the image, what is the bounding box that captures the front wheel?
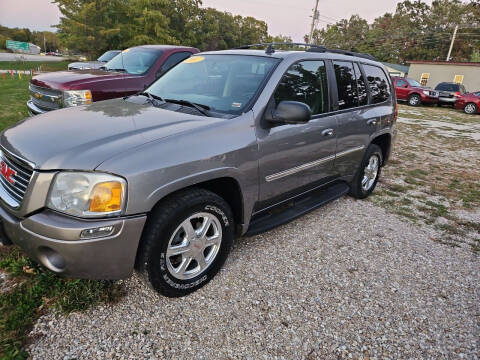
[349,144,383,199]
[136,188,234,297]
[408,94,421,106]
[464,103,477,114]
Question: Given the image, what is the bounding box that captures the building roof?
[382,62,410,73]
[408,60,480,67]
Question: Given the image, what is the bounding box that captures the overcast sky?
[0,0,433,41]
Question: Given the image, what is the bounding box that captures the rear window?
[363,64,391,104]
[435,83,459,92]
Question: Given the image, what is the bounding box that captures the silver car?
[0,45,396,297]
[68,50,121,70]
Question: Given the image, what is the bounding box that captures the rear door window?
[354,63,368,106]
[363,64,391,104]
[333,61,358,110]
[274,60,329,115]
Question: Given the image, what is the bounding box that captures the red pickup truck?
[27,45,199,115]
[392,77,439,106]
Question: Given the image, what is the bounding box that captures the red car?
[393,77,439,106]
[28,45,199,115]
[455,91,480,114]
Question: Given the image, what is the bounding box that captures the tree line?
[310,0,480,63]
[0,25,59,52]
[52,0,292,59]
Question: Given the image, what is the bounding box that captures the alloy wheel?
[362,155,380,191]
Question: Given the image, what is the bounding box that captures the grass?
[0,61,70,72]
[0,66,126,358]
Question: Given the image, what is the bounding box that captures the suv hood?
[30,70,132,91]
[1,98,218,170]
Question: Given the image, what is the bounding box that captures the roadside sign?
[6,40,29,52]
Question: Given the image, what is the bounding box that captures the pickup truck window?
[146,54,279,115]
[104,48,163,75]
[333,61,358,110]
[273,60,328,115]
[363,64,391,104]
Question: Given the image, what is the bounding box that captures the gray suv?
[0,44,396,297]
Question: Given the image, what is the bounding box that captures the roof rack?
[235,42,377,61]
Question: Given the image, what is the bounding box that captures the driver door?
[257,60,337,203]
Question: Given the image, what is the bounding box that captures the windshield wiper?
[165,99,212,117]
[107,68,126,73]
[136,91,165,107]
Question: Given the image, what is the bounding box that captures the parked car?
[455,91,480,114]
[393,77,439,106]
[434,82,467,106]
[68,50,121,70]
[27,45,199,115]
[1,45,396,297]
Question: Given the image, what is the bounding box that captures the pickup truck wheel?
[464,103,477,114]
[408,94,421,106]
[349,144,383,199]
[136,188,234,297]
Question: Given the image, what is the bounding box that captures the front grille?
[29,83,63,111]
[0,149,34,207]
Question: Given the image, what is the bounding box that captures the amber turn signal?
[89,181,123,213]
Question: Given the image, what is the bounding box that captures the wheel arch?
[370,133,392,165]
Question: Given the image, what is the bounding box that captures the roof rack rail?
[235,42,377,61]
[235,42,326,54]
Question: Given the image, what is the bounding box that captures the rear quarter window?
[362,64,391,104]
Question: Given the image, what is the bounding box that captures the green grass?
[0,61,70,72]
[0,67,126,358]
[0,77,30,130]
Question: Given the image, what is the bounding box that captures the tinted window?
[435,83,459,92]
[396,79,408,87]
[363,64,391,104]
[161,52,193,73]
[274,60,329,115]
[97,50,120,62]
[105,48,163,75]
[354,63,368,106]
[333,61,358,110]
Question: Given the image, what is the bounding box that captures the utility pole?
[309,0,320,44]
[446,25,458,61]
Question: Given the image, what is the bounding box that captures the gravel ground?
[28,197,479,359]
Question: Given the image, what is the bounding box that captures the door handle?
[367,119,377,126]
[321,128,334,137]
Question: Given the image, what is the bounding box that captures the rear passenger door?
[332,61,391,176]
[257,60,337,203]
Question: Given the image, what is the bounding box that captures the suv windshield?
[146,54,279,115]
[97,50,121,62]
[104,48,163,75]
[435,83,459,92]
[407,78,422,87]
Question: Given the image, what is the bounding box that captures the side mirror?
[403,83,409,88]
[265,101,312,125]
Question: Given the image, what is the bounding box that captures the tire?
[349,144,383,199]
[464,103,477,114]
[136,188,234,297]
[408,94,421,106]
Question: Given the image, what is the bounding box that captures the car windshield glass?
[104,48,162,75]
[97,50,120,62]
[146,54,279,115]
[407,78,422,87]
[435,83,458,91]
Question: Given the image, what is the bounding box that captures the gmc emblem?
[0,161,16,184]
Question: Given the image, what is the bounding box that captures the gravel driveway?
[28,197,479,359]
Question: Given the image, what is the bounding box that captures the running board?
[245,182,350,237]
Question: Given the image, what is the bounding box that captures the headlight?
[63,90,92,107]
[422,90,429,95]
[47,172,126,218]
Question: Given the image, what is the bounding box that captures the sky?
[0,0,433,41]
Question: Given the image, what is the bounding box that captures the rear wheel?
[349,144,383,199]
[464,103,477,114]
[408,94,421,106]
[136,188,234,297]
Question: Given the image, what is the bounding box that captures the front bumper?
[27,100,49,116]
[438,97,457,104]
[421,96,439,104]
[0,205,146,280]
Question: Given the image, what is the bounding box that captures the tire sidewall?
[352,145,383,199]
[408,94,420,106]
[464,103,477,114]
[146,196,234,296]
